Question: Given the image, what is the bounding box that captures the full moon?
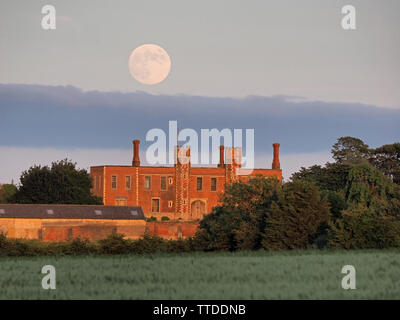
[128,44,171,85]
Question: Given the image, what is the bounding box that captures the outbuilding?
[0,204,146,241]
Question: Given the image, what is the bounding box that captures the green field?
[0,250,399,299]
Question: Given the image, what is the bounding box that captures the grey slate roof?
[0,204,145,220]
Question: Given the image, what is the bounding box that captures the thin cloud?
[0,84,399,155]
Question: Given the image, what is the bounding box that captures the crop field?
[0,249,399,299]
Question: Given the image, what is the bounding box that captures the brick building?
[90,141,282,221]
[0,204,146,241]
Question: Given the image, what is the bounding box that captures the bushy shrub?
[130,234,167,254]
[322,190,348,220]
[0,184,17,203]
[161,216,170,221]
[344,162,389,209]
[0,232,7,251]
[0,232,200,256]
[131,234,198,254]
[195,177,280,251]
[194,205,243,251]
[386,184,400,217]
[0,235,47,256]
[98,232,133,254]
[60,237,98,255]
[330,205,400,249]
[13,159,102,204]
[291,162,351,193]
[326,163,400,249]
[262,180,331,250]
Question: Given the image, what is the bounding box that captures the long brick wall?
[0,218,146,241]
[145,221,199,240]
[0,218,198,241]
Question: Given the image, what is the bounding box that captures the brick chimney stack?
[272,143,280,170]
[176,145,191,165]
[218,145,225,168]
[132,140,140,167]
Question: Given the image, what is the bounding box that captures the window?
[130,210,138,216]
[168,201,173,208]
[197,177,203,191]
[111,175,117,189]
[161,176,167,191]
[151,198,160,213]
[125,176,131,190]
[211,177,217,191]
[145,176,151,189]
[168,177,173,184]
[115,199,127,206]
[94,176,97,189]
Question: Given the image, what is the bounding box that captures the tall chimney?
[132,140,140,167]
[218,145,225,168]
[233,147,242,168]
[272,143,280,170]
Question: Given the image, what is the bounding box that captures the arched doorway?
[190,200,206,220]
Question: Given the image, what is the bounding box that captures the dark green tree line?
[12,159,102,205]
[195,136,400,251]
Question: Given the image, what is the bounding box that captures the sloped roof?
[0,204,145,220]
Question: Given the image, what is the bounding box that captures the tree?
[331,136,371,164]
[321,190,348,220]
[290,162,350,221]
[370,143,400,184]
[195,205,246,251]
[330,206,400,249]
[291,162,351,192]
[13,159,102,204]
[195,177,280,251]
[262,180,331,250]
[344,163,388,211]
[343,162,400,216]
[0,184,17,203]
[329,163,400,249]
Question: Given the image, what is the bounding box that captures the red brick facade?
[90,141,282,221]
[145,221,199,240]
[0,205,146,241]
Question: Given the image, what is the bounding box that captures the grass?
[0,249,399,299]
